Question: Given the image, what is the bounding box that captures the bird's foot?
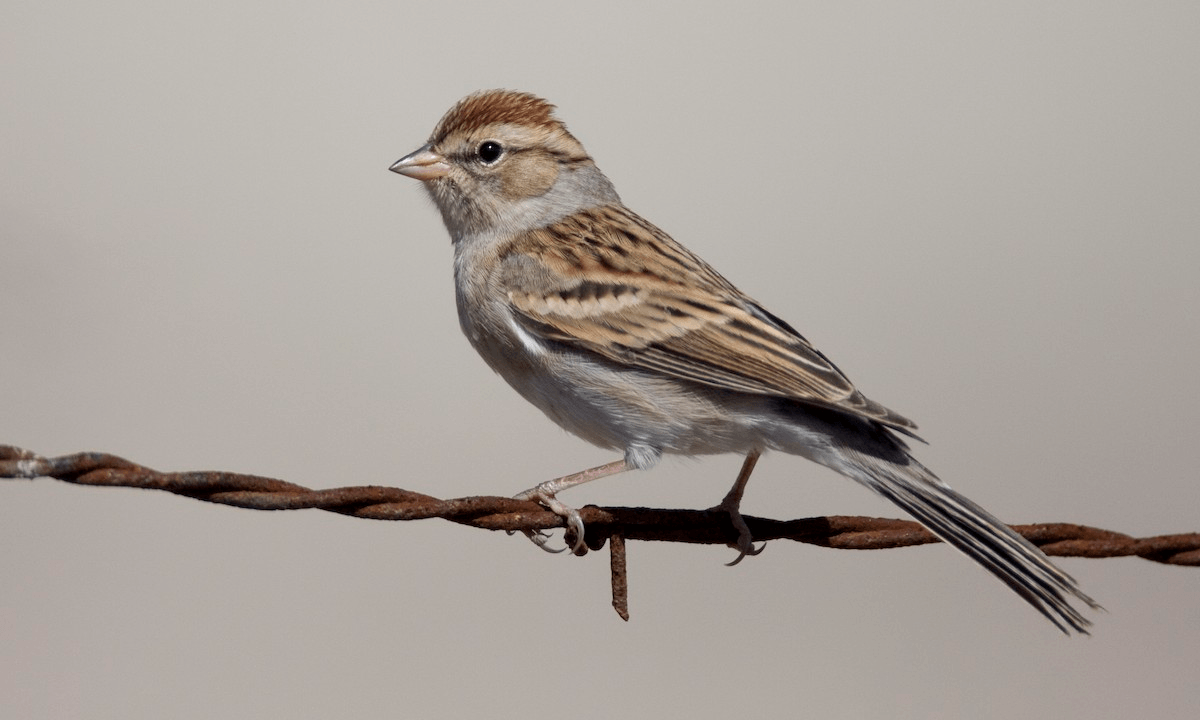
[511,459,629,555]
[709,497,766,566]
[513,486,588,555]
[711,449,766,565]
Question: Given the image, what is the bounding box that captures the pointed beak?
[389,144,450,181]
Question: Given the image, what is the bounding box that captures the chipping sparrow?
[390,90,1099,633]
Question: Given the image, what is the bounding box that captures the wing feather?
[499,204,918,432]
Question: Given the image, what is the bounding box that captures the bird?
[389,89,1099,633]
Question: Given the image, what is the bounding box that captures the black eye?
[477,141,503,164]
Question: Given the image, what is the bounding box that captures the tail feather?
[845,450,1101,634]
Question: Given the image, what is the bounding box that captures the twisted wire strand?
[7,444,1196,620]
[4,444,1196,563]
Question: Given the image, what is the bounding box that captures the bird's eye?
[477,141,503,164]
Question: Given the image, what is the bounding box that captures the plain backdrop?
[3,2,1198,718]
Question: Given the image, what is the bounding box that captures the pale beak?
[389,144,450,181]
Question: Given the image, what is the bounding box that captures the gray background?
[4,2,1198,718]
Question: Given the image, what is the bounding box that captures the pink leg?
[710,449,766,565]
[515,459,630,553]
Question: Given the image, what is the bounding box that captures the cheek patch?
[501,151,560,199]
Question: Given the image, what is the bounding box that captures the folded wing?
[499,204,918,434]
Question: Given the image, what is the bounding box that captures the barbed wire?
[4,444,1197,619]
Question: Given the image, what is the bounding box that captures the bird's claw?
[712,499,766,566]
[513,490,588,555]
[725,536,767,566]
[520,528,568,553]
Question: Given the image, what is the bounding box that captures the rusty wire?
[4,444,1198,619]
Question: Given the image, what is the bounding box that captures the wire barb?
[4,445,1198,620]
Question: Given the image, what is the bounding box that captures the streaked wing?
[499,204,917,432]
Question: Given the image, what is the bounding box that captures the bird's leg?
[711,449,766,565]
[514,459,630,554]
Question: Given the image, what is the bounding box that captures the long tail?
[840,445,1101,634]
